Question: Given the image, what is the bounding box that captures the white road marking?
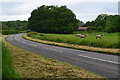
[22,41,26,43]
[14,36,36,46]
[14,36,22,41]
[28,43,37,46]
[15,36,27,44]
[43,47,63,52]
[78,54,119,64]
[14,37,19,41]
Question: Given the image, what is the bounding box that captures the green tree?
[28,5,79,34]
[2,20,28,31]
[93,14,120,33]
[77,20,84,27]
[83,21,94,27]
[94,14,108,31]
[104,15,119,33]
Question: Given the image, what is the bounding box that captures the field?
[27,31,119,49]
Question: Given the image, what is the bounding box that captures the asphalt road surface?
[6,33,119,78]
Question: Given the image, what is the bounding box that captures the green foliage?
[87,26,96,31]
[2,42,20,78]
[83,21,94,27]
[96,26,103,31]
[28,5,79,34]
[2,20,28,31]
[104,15,119,33]
[27,32,37,36]
[28,32,119,48]
[94,14,107,28]
[2,30,19,35]
[77,20,84,26]
[84,14,120,33]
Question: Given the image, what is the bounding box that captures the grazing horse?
[96,34,104,39]
[76,34,88,38]
[76,34,81,37]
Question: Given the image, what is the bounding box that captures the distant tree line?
[28,5,79,34]
[83,14,120,33]
[2,20,28,31]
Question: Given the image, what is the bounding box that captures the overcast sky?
[0,0,119,22]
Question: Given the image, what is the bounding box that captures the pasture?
[27,31,119,48]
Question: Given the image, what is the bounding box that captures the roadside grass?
[25,32,119,55]
[2,36,20,78]
[0,35,2,79]
[3,36,104,78]
[27,32,119,48]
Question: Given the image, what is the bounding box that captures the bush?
[2,30,19,35]
[27,32,37,37]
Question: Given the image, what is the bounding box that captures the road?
[6,33,119,78]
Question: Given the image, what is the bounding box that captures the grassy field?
[2,36,104,78]
[2,37,20,78]
[27,31,119,49]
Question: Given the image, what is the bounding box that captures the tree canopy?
[83,14,120,33]
[28,5,79,34]
[2,20,28,31]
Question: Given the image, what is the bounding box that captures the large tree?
[104,15,120,33]
[28,5,79,34]
[87,14,120,33]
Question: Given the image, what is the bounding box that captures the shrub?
[2,30,19,35]
[27,32,37,37]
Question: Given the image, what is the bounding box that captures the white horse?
[76,34,88,38]
[96,34,104,39]
[76,34,81,37]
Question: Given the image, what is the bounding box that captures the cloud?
[0,0,119,2]
[76,13,97,22]
[0,1,118,22]
[0,2,2,15]
[2,2,36,15]
[1,14,30,21]
[64,2,118,22]
[119,1,120,14]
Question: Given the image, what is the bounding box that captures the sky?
[0,0,119,22]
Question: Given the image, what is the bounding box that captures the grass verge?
[3,35,105,78]
[23,34,119,56]
[2,36,20,78]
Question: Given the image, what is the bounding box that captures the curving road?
[6,33,119,78]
